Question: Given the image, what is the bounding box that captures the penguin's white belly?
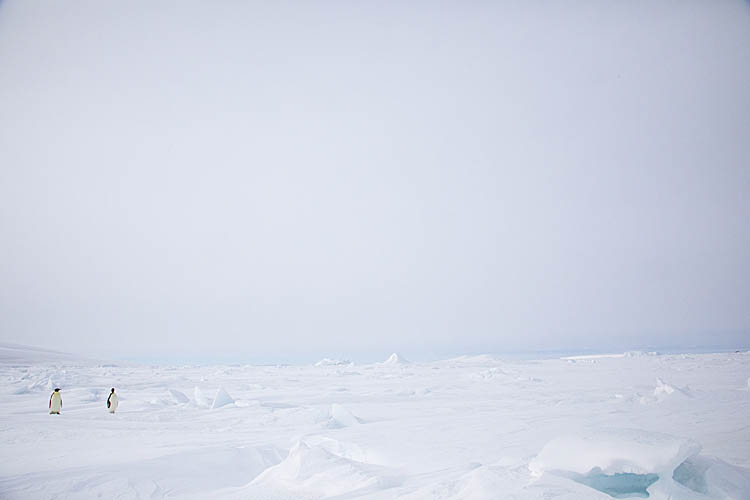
[108,394,118,413]
[49,394,62,413]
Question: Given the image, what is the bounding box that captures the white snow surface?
[315,358,352,367]
[328,403,362,428]
[529,429,701,476]
[382,353,410,365]
[1,345,749,499]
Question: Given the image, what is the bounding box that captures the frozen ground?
[1,344,749,499]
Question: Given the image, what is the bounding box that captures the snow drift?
[246,441,398,498]
[327,403,361,428]
[529,429,700,478]
[382,353,409,365]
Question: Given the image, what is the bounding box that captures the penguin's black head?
[111,388,115,392]
[54,388,60,392]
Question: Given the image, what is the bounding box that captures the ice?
[0,446,284,499]
[569,471,659,498]
[653,378,691,399]
[211,387,234,409]
[474,367,511,380]
[315,358,352,367]
[672,456,750,499]
[327,403,361,428]
[529,429,701,477]
[445,354,501,365]
[193,386,210,407]
[381,352,409,365]
[673,457,710,494]
[528,429,750,499]
[1,346,749,499]
[244,441,398,498]
[304,436,370,463]
[168,388,190,404]
[562,353,628,360]
[624,351,660,358]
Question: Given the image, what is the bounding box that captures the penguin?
[49,388,62,414]
[107,388,118,414]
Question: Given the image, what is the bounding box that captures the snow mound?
[304,436,370,463]
[168,388,189,404]
[211,387,234,409]
[403,463,516,500]
[529,429,701,478]
[654,378,692,399]
[249,441,396,497]
[315,358,351,367]
[327,403,361,428]
[382,353,410,365]
[193,386,211,408]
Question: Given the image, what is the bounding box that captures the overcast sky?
[1,0,749,363]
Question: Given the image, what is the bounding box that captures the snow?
[561,353,629,360]
[327,403,361,428]
[562,352,660,361]
[0,346,749,499]
[193,386,211,408]
[653,378,691,399]
[382,353,410,365]
[315,358,352,367]
[168,388,190,404]
[242,441,397,498]
[445,354,501,364]
[529,429,701,477]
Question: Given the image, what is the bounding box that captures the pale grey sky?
[1,1,749,362]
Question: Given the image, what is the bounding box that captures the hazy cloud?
[1,1,749,362]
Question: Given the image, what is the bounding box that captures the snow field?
[0,346,749,499]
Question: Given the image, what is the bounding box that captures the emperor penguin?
[107,388,118,413]
[49,388,62,414]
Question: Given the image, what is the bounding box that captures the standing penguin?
[107,388,118,414]
[49,388,62,414]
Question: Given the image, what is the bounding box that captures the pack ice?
[0,343,748,499]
